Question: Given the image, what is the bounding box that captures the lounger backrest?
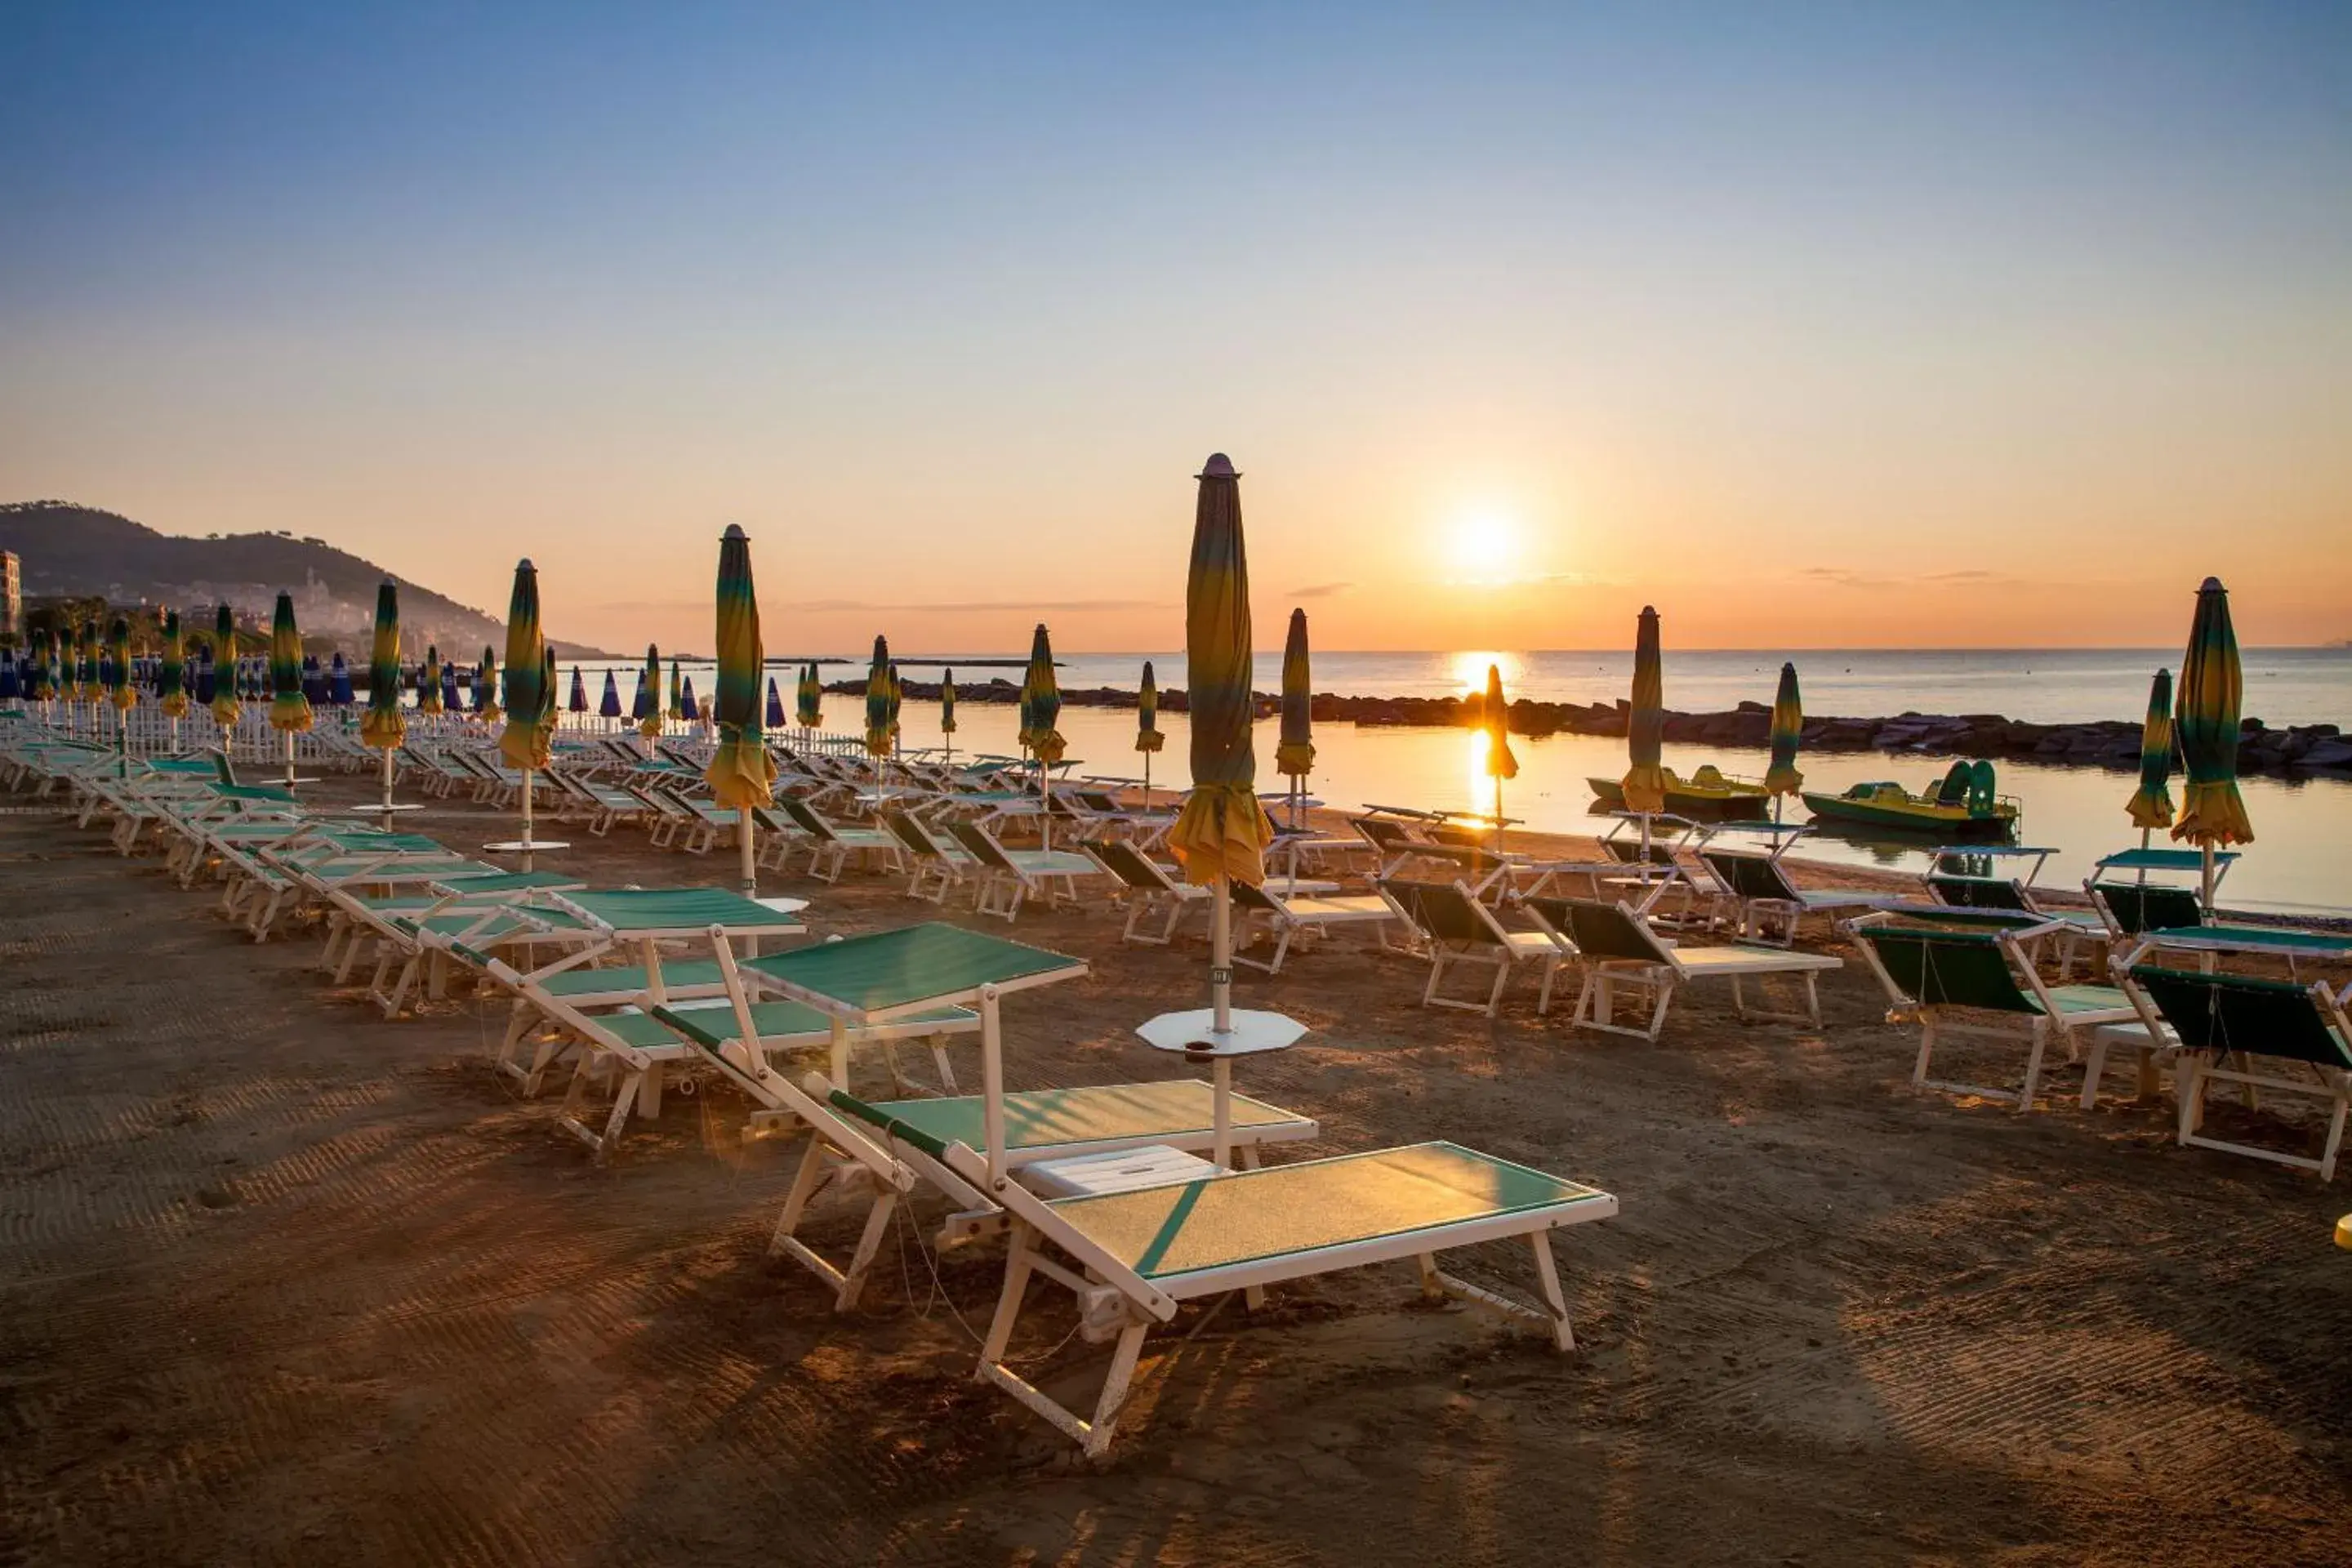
[1381,877,1494,949]
[1855,924,2037,1013]
[2089,882,2203,937]
[947,820,1019,875]
[1085,838,1169,893]
[1547,898,1670,964]
[1927,872,2029,912]
[2127,966,2352,1069]
[1353,817,1415,853]
[879,808,949,859]
[1227,878,1282,916]
[1699,849,1793,902]
[773,795,833,839]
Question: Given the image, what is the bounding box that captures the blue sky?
[3,2,2347,649]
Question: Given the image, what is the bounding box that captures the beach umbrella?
[888,662,904,747]
[1762,662,1804,821]
[706,523,776,892]
[1015,659,1036,760]
[604,670,625,721]
[418,644,443,715]
[441,659,462,714]
[498,559,554,861]
[1022,623,1065,841]
[474,645,500,722]
[105,617,134,775]
[361,583,406,755]
[668,657,686,722]
[210,604,242,733]
[190,644,212,708]
[863,635,892,759]
[764,674,784,729]
[2124,668,2176,839]
[76,621,97,708]
[2171,577,2252,911]
[679,675,698,727]
[328,652,353,707]
[268,591,312,786]
[796,661,822,732]
[31,630,54,703]
[1276,608,1315,828]
[0,652,16,703]
[301,654,325,707]
[568,666,588,721]
[939,666,956,763]
[1481,663,1518,853]
[1620,605,1669,825]
[158,612,188,725]
[1135,660,1163,808]
[635,644,662,740]
[1156,452,1281,1168]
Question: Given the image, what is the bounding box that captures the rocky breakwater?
[855,676,2352,780]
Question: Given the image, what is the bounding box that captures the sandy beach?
[3,771,2348,1568]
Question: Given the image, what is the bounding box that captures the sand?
[2,773,2348,1567]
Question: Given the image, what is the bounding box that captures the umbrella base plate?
[1135,1008,1307,1058]
[484,839,571,853]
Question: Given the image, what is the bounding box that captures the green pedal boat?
[1586,764,1771,822]
[1802,760,2020,840]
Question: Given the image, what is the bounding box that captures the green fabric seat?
[2149,924,2352,958]
[655,999,974,1048]
[561,887,796,932]
[537,959,728,998]
[2130,967,2352,1068]
[2090,883,2205,935]
[741,922,1082,1015]
[835,1079,1305,1156]
[1049,1143,1610,1283]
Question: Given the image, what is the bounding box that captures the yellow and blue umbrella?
[2125,667,2175,833]
[862,635,892,758]
[705,522,776,810]
[106,617,135,712]
[268,592,311,734]
[1168,452,1274,888]
[1136,661,1162,754]
[497,559,552,773]
[1620,605,1669,814]
[1276,608,1314,780]
[1023,623,1064,766]
[796,661,822,731]
[417,644,443,715]
[158,611,188,720]
[2172,577,2252,907]
[1762,661,1803,817]
[210,605,242,728]
[76,621,97,705]
[1482,663,1518,852]
[888,661,903,745]
[474,646,500,721]
[940,666,956,737]
[361,583,405,750]
[636,644,661,737]
[668,657,686,723]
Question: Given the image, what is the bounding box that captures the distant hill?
[0,501,612,658]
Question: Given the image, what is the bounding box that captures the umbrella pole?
[1211,871,1233,1166]
[2201,844,2216,916]
[521,769,535,874]
[1142,751,1151,813]
[380,746,395,829]
[738,806,755,898]
[284,731,296,789]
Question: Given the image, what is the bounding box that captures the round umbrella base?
[343,803,427,815]
[1134,1007,1307,1059]
[484,839,570,853]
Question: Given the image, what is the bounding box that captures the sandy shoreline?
[2,772,2348,1565]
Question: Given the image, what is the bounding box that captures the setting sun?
[1450,511,1520,577]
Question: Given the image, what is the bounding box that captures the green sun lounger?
[1526,896,1841,1038]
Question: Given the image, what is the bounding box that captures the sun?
[1452,511,1519,577]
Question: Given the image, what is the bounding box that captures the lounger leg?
[1912,1016,1937,1091]
[1485,958,1510,1018]
[2177,1055,2206,1143]
[1803,973,1822,1030]
[2317,1085,2347,1183]
[2079,1035,2109,1111]
[769,1138,833,1257]
[639,1063,663,1119]
[980,1223,1039,1367]
[835,1190,899,1311]
[1646,981,1674,1044]
[1422,953,1446,1008]
[2019,1022,2048,1111]
[929,1035,960,1095]
[1530,1231,1575,1352]
[1731,974,1746,1022]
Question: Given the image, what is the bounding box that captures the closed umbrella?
[764,674,784,729]
[474,646,501,723]
[210,605,242,746]
[863,635,892,764]
[668,658,686,724]
[78,621,98,728]
[706,523,776,893]
[1762,662,1804,822]
[268,590,313,787]
[888,662,904,758]
[1619,605,1669,861]
[679,675,699,728]
[0,650,16,704]
[497,559,555,864]
[1276,608,1315,829]
[603,670,625,723]
[2171,577,2252,911]
[1016,660,1036,764]
[1481,662,1517,853]
[301,654,323,707]
[1022,623,1064,843]
[1155,452,1285,1169]
[328,652,354,708]
[360,582,405,787]
[158,612,188,741]
[1136,660,1164,810]
[418,645,443,715]
[939,666,957,765]
[635,644,662,744]
[190,644,212,710]
[441,658,463,715]
[2124,668,2176,842]
[568,666,588,722]
[795,661,822,734]
[105,616,134,775]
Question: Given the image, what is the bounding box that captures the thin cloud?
[1798,566,2026,590]
[1285,581,1353,599]
[779,597,1164,614]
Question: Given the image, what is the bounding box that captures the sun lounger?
[1847,910,2138,1110]
[1925,849,2108,979]
[878,808,978,902]
[944,819,1104,921]
[1525,896,1842,1038]
[1693,847,1882,947]
[1083,837,1212,945]
[771,795,898,882]
[1229,877,1401,974]
[1378,877,1565,1015]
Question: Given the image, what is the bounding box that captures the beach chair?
[772,794,898,882]
[1524,897,1841,1038]
[945,819,1103,921]
[1924,850,2108,979]
[1083,837,1212,945]
[1351,813,1508,895]
[2081,848,2236,940]
[1378,877,1566,1016]
[1229,876,1401,974]
[1696,849,1884,947]
[878,808,978,902]
[1847,911,2138,1110]
[2113,965,2352,1181]
[963,1134,1616,1455]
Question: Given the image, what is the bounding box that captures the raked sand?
[2,776,2346,1566]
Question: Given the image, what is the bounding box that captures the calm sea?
[555,648,2352,913]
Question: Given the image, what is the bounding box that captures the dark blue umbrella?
[599,670,622,719]
[0,657,18,702]
[679,674,698,723]
[329,653,354,706]
[440,661,462,711]
[301,654,326,706]
[765,675,786,728]
[194,648,216,706]
[568,666,588,715]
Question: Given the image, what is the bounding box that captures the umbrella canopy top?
[1167,452,1274,886]
[1276,608,1315,778]
[1619,605,1669,814]
[706,522,776,808]
[2126,666,2176,831]
[497,558,552,772]
[1022,622,1066,766]
[1763,662,1804,797]
[864,634,893,757]
[2172,577,2252,848]
[1481,663,1517,780]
